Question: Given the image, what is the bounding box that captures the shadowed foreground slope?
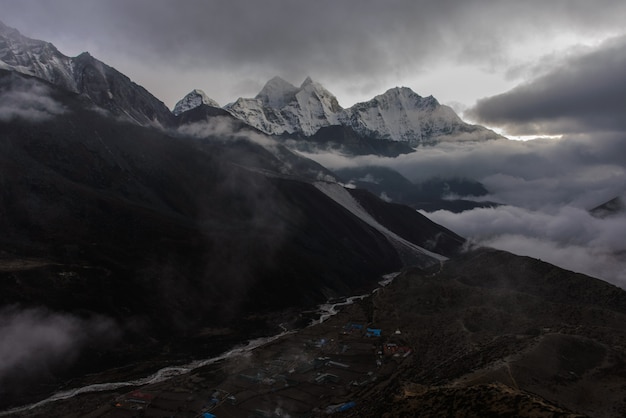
[354,248,626,417]
[11,248,626,417]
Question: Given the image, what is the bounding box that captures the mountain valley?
[1,20,626,418]
[8,249,626,417]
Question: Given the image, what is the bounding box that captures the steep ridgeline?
[225,76,343,136]
[343,87,501,145]
[0,21,175,126]
[220,76,501,146]
[172,89,220,116]
[590,194,626,218]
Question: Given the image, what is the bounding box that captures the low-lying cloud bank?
[0,306,118,387]
[407,33,626,287]
[0,74,67,122]
[301,134,626,210]
[424,205,626,287]
[177,116,277,149]
[299,133,626,287]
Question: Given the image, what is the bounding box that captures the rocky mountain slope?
[172,89,220,116]
[354,248,626,417]
[0,69,463,408]
[225,76,343,137]
[0,20,500,150]
[0,21,174,126]
[221,76,502,146]
[342,87,498,145]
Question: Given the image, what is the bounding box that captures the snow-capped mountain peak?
[224,77,343,136]
[300,76,314,88]
[222,76,500,144]
[378,87,439,109]
[173,89,220,116]
[291,77,343,134]
[297,77,342,111]
[341,87,491,145]
[0,22,77,93]
[255,76,299,108]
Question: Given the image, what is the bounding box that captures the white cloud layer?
[0,75,67,122]
[0,306,118,385]
[301,134,626,210]
[425,205,626,288]
[299,132,626,288]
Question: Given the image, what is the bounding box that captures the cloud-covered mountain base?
[301,134,626,287]
[304,135,626,208]
[425,205,626,288]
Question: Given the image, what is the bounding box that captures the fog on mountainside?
[2,18,626,418]
[298,128,626,289]
[0,65,462,408]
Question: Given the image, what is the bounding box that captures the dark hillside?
[13,248,626,417]
[0,71,459,408]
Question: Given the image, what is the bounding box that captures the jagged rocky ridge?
[0,21,499,147]
[222,76,502,146]
[0,21,174,126]
[225,76,343,137]
[172,89,220,116]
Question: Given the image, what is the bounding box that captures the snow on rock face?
[172,89,220,115]
[255,76,299,108]
[340,88,501,145]
[0,21,175,127]
[313,181,447,263]
[292,77,343,134]
[223,77,500,144]
[0,21,77,93]
[340,88,466,145]
[225,76,344,136]
[225,97,290,135]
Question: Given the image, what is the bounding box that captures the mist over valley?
[1,6,626,416]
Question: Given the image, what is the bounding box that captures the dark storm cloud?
[469,36,626,135]
[3,0,626,105]
[5,0,469,75]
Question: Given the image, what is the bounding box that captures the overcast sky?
[2,0,626,136]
